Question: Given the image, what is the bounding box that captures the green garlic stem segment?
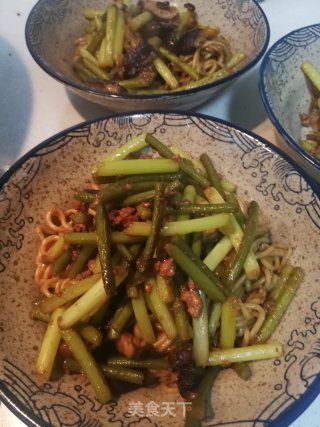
[225,200,260,286]
[158,46,200,80]
[106,356,170,370]
[167,213,229,233]
[96,203,117,295]
[83,8,105,19]
[220,297,236,349]
[177,184,196,222]
[226,52,246,70]
[153,57,179,89]
[35,307,64,380]
[60,328,112,404]
[209,302,222,337]
[137,182,166,272]
[165,240,226,303]
[101,4,118,67]
[46,234,65,262]
[97,133,147,163]
[40,274,101,314]
[67,244,96,278]
[269,264,293,301]
[185,366,221,427]
[98,181,156,203]
[131,289,156,344]
[31,306,51,323]
[122,189,155,206]
[200,153,226,198]
[208,342,283,366]
[59,269,127,329]
[193,290,209,367]
[79,46,99,66]
[78,324,103,348]
[147,277,177,340]
[301,61,320,91]
[95,158,179,177]
[203,235,233,272]
[176,68,229,92]
[83,57,110,80]
[128,10,153,31]
[101,364,144,385]
[145,133,210,187]
[231,361,252,381]
[166,203,237,215]
[125,213,229,237]
[51,249,72,276]
[156,273,174,304]
[64,231,146,245]
[204,187,260,280]
[113,8,125,64]
[255,267,304,343]
[107,300,133,340]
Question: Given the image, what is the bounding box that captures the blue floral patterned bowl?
[259,23,320,184]
[25,0,269,111]
[0,111,319,427]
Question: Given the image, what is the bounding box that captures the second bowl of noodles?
[25,0,269,111]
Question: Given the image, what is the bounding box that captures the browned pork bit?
[180,281,203,318]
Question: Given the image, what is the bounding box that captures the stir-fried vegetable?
[33,132,303,425]
[72,0,246,94]
[299,61,320,160]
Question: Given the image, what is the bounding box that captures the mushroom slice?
[142,0,179,20]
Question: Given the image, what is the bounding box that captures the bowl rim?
[259,23,320,173]
[0,110,319,427]
[24,0,270,102]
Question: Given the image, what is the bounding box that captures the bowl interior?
[260,24,320,174]
[0,112,319,427]
[25,0,269,97]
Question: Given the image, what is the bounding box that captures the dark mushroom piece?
[141,0,179,20]
[178,28,204,55]
[123,43,154,78]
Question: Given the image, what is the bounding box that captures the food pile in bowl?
[1,113,319,427]
[25,0,269,110]
[299,61,320,161]
[72,0,245,95]
[259,23,320,184]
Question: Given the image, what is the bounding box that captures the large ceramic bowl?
[0,112,319,427]
[25,0,269,111]
[259,23,320,184]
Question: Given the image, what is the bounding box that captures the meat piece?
[180,282,202,318]
[116,333,138,359]
[154,258,176,278]
[300,113,310,127]
[109,207,139,228]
